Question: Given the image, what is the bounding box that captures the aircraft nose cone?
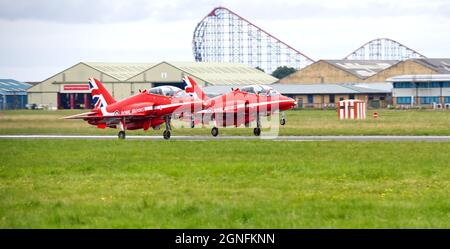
[289,98,296,107]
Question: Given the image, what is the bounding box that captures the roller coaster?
[192,7,427,72]
[192,7,315,73]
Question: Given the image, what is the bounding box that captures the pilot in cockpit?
[148,86,187,98]
[240,85,280,96]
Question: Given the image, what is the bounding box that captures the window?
[240,85,279,96]
[415,82,441,88]
[420,96,440,104]
[394,82,414,88]
[379,95,385,101]
[397,97,412,104]
[329,94,335,103]
[349,94,355,100]
[240,86,255,94]
[442,82,450,88]
[149,86,183,97]
[445,97,450,103]
[430,82,441,88]
[368,94,374,100]
[307,94,313,104]
[339,97,344,101]
[417,82,430,88]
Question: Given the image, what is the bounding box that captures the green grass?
[0,139,449,228]
[1,109,450,135]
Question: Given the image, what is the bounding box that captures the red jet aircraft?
[64,77,202,139]
[183,76,297,137]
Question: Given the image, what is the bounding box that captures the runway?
[1,135,450,141]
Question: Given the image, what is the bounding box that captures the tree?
[271,66,297,79]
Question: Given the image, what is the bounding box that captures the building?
[278,58,450,84]
[278,60,398,84]
[387,74,450,108]
[0,79,31,110]
[203,83,392,109]
[27,61,277,110]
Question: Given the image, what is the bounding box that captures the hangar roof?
[0,79,31,94]
[324,60,399,79]
[84,62,156,81]
[409,58,450,74]
[165,61,278,85]
[386,74,450,82]
[203,83,391,96]
[83,61,276,85]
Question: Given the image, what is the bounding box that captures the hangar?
[0,79,31,110]
[27,61,277,110]
[278,60,398,84]
[278,58,450,84]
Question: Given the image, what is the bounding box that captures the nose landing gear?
[253,113,261,136]
[280,112,286,126]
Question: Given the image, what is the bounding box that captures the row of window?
[397,96,450,104]
[394,82,450,88]
[305,94,357,104]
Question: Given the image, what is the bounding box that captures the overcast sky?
[1,0,449,81]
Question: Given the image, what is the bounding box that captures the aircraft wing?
[197,109,238,115]
[62,112,149,120]
[197,100,292,115]
[62,112,98,119]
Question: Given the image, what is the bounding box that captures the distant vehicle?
[183,76,297,137]
[64,77,201,139]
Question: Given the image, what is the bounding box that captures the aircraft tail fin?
[183,76,208,100]
[88,77,116,113]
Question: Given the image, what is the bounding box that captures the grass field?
[0,139,449,228]
[0,109,450,136]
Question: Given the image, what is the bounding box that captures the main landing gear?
[163,116,172,140]
[118,130,126,139]
[209,114,263,137]
[211,127,219,137]
[118,118,126,139]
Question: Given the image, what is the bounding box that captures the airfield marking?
[1,135,450,141]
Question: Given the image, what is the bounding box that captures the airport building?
[27,61,277,110]
[278,58,450,84]
[0,79,31,110]
[387,74,450,108]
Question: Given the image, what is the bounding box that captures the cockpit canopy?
[239,85,281,96]
[148,86,187,98]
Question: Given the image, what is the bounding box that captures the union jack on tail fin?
[88,77,116,115]
[183,76,208,101]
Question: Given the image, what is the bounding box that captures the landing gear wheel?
[253,127,261,136]
[118,131,126,139]
[163,130,171,140]
[280,118,286,126]
[163,130,170,140]
[211,127,219,137]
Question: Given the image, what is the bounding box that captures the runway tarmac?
[1,135,450,141]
